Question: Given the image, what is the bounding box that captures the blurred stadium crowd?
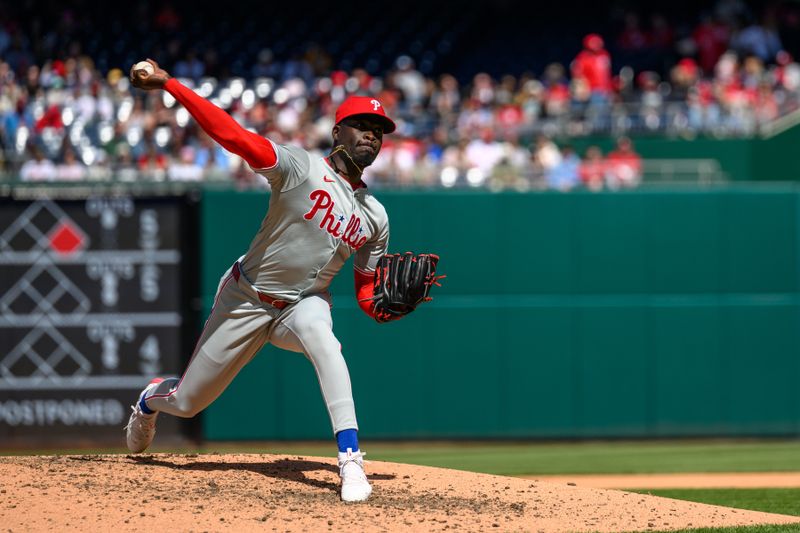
[2,0,800,190]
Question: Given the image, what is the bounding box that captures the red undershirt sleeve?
[163,78,277,169]
[354,269,377,319]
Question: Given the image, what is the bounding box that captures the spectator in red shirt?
[573,34,613,130]
[606,136,642,188]
[572,34,613,96]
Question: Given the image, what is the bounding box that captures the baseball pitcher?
[125,59,441,502]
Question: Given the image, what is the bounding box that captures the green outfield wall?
[200,185,800,440]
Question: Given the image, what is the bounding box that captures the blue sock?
[336,429,359,453]
[139,394,155,415]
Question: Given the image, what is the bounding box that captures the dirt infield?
[1,453,799,532]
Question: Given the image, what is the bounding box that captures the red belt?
[232,262,288,310]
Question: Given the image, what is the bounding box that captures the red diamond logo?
[49,221,85,255]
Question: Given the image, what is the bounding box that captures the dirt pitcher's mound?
[1,454,798,532]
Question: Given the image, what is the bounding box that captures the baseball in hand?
[134,61,154,76]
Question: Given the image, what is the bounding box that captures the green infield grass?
[633,488,800,517]
[616,487,800,532]
[628,486,800,532]
[361,440,800,476]
[632,527,800,533]
[187,439,800,476]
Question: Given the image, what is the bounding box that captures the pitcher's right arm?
[129,58,277,170]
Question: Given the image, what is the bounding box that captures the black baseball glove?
[370,252,443,323]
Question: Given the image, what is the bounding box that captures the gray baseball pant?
[144,262,358,433]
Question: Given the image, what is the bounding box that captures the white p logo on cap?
[370,99,381,111]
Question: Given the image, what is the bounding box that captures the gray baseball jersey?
[240,142,390,301]
[145,143,390,434]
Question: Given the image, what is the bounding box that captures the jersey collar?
[323,156,368,191]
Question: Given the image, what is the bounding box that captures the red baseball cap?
[335,96,396,134]
[583,33,604,51]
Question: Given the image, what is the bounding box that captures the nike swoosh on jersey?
[323,176,335,183]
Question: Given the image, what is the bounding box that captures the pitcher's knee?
[292,318,333,345]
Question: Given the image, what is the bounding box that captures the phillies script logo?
[303,190,367,249]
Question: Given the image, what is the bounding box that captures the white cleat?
[338,448,372,502]
[125,378,163,453]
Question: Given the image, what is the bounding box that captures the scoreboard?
[0,194,198,444]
